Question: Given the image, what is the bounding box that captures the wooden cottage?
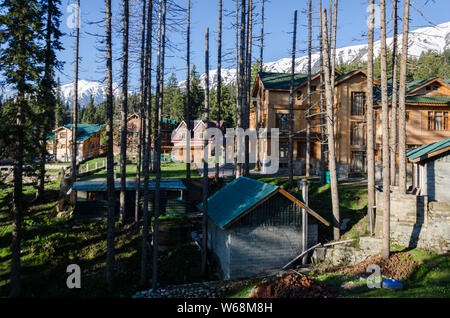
[50,124,105,162]
[202,177,329,280]
[407,138,450,202]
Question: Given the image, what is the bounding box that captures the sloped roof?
[259,72,309,90]
[406,95,450,105]
[73,179,187,191]
[63,124,105,142]
[407,138,450,162]
[335,69,359,83]
[199,177,329,229]
[47,132,55,141]
[406,77,437,92]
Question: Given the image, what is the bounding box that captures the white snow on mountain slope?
[189,21,450,89]
[1,22,448,105]
[59,80,123,108]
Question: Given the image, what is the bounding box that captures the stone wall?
[227,224,318,280]
[375,188,449,254]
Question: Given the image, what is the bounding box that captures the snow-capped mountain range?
[1,22,449,107]
[192,21,450,89]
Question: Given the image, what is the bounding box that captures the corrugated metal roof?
[406,95,450,105]
[198,177,279,228]
[73,179,187,191]
[64,124,105,142]
[407,138,450,161]
[259,72,309,90]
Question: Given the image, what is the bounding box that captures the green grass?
[82,162,201,181]
[315,249,450,298]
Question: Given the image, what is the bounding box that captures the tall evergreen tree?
[36,0,63,200]
[0,0,44,297]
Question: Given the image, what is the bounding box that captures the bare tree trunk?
[390,0,399,186]
[186,0,191,180]
[322,8,340,240]
[380,0,391,260]
[319,0,326,185]
[236,0,246,178]
[255,0,264,172]
[152,0,166,291]
[234,0,240,178]
[202,28,210,273]
[10,63,26,297]
[215,0,222,181]
[330,0,338,127]
[244,0,252,176]
[398,0,410,193]
[135,0,147,223]
[367,0,376,234]
[119,0,130,224]
[105,0,116,291]
[306,0,312,178]
[71,0,80,182]
[288,10,297,187]
[140,0,153,287]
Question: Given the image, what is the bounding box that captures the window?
[297,142,306,159]
[311,86,317,91]
[280,142,288,159]
[406,111,410,122]
[60,132,66,139]
[428,111,448,131]
[297,91,302,100]
[275,114,288,131]
[351,122,366,146]
[351,151,366,172]
[351,92,366,116]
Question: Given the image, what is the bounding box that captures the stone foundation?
[375,188,450,254]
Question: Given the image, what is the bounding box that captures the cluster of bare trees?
[366,0,411,259]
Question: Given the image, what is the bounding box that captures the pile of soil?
[250,273,334,298]
[337,253,417,280]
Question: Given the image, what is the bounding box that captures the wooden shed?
[201,177,329,280]
[407,138,450,202]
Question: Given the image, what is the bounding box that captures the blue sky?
[57,0,450,91]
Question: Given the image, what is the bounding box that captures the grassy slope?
[0,162,203,297]
[82,161,201,181]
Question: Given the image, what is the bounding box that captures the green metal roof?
[73,179,187,191]
[259,72,309,90]
[64,124,105,142]
[406,138,450,161]
[47,132,55,141]
[445,79,450,84]
[406,95,450,105]
[335,69,359,82]
[198,177,279,228]
[406,77,437,92]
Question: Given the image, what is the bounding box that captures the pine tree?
[215,0,222,180]
[0,0,44,297]
[36,0,63,200]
